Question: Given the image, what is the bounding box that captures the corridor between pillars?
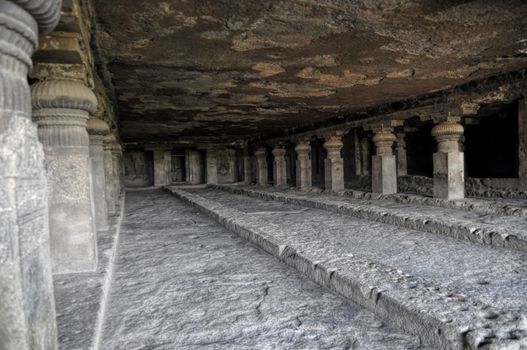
[431,118,465,200]
[371,127,397,195]
[323,135,345,192]
[32,79,98,274]
[0,1,61,348]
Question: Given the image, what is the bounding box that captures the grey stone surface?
[0,1,61,349]
[186,149,204,184]
[32,79,99,274]
[170,186,527,349]
[206,149,218,184]
[54,201,122,350]
[372,155,397,194]
[100,189,424,350]
[88,118,110,232]
[218,185,527,252]
[153,149,171,187]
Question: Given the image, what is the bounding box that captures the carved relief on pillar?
[31,78,99,274]
[0,1,62,348]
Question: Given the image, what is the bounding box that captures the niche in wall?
[123,150,154,187]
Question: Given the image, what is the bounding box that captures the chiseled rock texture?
[169,186,527,349]
[91,0,527,144]
[99,189,424,349]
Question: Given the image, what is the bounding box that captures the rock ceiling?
[92,0,527,144]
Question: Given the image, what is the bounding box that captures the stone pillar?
[431,118,465,200]
[395,132,408,176]
[186,149,204,184]
[0,1,61,348]
[103,134,117,214]
[87,117,109,232]
[272,146,287,187]
[153,149,171,187]
[113,143,123,198]
[323,135,345,192]
[243,147,252,185]
[360,137,371,175]
[206,149,218,184]
[519,98,527,190]
[255,148,268,186]
[32,79,98,274]
[294,141,312,190]
[371,128,397,194]
[354,130,362,176]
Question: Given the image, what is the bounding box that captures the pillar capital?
[431,119,464,153]
[372,128,396,156]
[87,117,110,136]
[31,78,97,115]
[294,141,311,155]
[103,133,117,151]
[323,135,343,157]
[255,147,267,158]
[271,146,286,157]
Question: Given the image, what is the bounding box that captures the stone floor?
[98,189,424,349]
[168,185,527,348]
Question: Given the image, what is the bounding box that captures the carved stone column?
[431,118,465,199]
[32,79,98,274]
[395,132,408,176]
[360,137,371,175]
[294,141,312,190]
[103,133,117,214]
[243,147,252,185]
[323,135,345,192]
[254,148,268,186]
[186,149,204,184]
[87,117,109,232]
[112,143,123,202]
[371,128,397,194]
[206,149,218,184]
[0,1,61,348]
[153,149,171,187]
[272,146,287,187]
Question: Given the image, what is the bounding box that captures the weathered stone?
[206,149,218,184]
[185,149,204,185]
[395,132,407,176]
[431,119,465,200]
[32,78,98,274]
[323,135,344,192]
[371,128,397,195]
[272,146,287,187]
[103,134,117,214]
[152,149,171,187]
[294,141,312,190]
[87,117,110,231]
[255,148,268,186]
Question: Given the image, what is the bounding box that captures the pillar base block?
[372,155,397,194]
[433,151,465,200]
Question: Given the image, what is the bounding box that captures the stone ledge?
[166,186,527,349]
[213,185,527,253]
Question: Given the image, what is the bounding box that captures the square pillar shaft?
[396,133,407,176]
[371,129,397,194]
[295,142,312,190]
[255,148,268,186]
[206,149,218,184]
[153,149,171,186]
[272,147,287,186]
[323,136,345,192]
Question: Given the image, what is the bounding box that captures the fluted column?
[395,132,408,176]
[103,134,117,214]
[206,149,218,184]
[431,118,465,199]
[255,148,268,186]
[360,137,371,175]
[32,79,98,274]
[87,117,109,231]
[323,135,345,192]
[272,146,287,187]
[0,1,61,348]
[294,141,312,190]
[371,128,397,194]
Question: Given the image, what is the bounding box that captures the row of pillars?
[247,118,465,200]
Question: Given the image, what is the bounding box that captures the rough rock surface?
[90,0,527,143]
[99,189,424,349]
[169,186,527,348]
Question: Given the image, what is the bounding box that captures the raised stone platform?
[212,184,527,252]
[98,189,423,349]
[167,186,527,349]
[53,198,124,350]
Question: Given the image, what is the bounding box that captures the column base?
[372,155,397,194]
[433,151,465,200]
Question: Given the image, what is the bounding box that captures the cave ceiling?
[91,0,527,144]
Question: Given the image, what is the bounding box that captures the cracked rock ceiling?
[92,0,527,144]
